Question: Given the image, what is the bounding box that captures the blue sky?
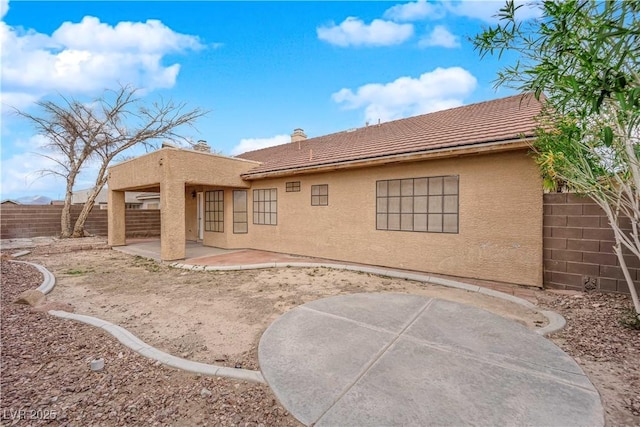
[0,0,538,201]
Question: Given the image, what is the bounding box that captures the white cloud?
[0,140,66,200]
[383,0,445,22]
[447,0,541,23]
[0,11,206,201]
[511,0,544,20]
[332,67,477,123]
[319,1,540,50]
[383,0,541,25]
[0,15,203,113]
[0,91,41,115]
[0,134,110,200]
[231,134,290,156]
[419,25,460,48]
[317,17,413,47]
[52,16,202,53]
[0,0,8,21]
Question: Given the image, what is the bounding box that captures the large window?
[376,175,458,233]
[311,184,328,206]
[233,190,248,234]
[253,188,277,225]
[205,190,224,232]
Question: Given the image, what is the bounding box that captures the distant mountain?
[16,195,52,205]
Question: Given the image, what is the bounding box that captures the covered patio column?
[107,189,126,246]
[160,178,186,260]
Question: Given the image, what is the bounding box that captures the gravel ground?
[536,291,640,426]
[1,243,639,426]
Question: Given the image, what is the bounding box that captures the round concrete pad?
[258,293,603,427]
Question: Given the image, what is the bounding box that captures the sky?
[0,0,539,201]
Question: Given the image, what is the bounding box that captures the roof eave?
[240,137,535,181]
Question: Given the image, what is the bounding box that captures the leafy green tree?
[17,85,206,238]
[474,0,640,319]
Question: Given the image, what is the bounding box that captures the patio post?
[108,189,126,246]
[160,178,186,260]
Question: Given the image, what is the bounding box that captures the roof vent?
[193,140,211,152]
[291,128,307,143]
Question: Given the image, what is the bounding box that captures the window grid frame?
[253,188,277,226]
[233,190,248,234]
[376,175,459,234]
[286,181,301,192]
[311,184,329,206]
[205,190,224,233]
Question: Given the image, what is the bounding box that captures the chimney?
[193,140,211,152]
[291,128,307,143]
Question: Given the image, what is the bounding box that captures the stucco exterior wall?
[109,148,256,191]
[202,189,253,249]
[164,149,255,188]
[202,149,543,287]
[109,151,165,191]
[108,148,258,259]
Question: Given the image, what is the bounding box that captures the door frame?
[197,192,204,240]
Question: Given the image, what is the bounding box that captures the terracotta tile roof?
[237,93,543,177]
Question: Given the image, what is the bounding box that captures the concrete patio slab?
[112,240,240,261]
[258,293,603,427]
[304,292,430,334]
[259,307,396,425]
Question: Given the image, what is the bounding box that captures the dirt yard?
[32,248,546,370]
[1,238,638,426]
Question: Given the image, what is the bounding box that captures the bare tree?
[16,85,206,238]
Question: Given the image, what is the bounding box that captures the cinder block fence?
[0,205,160,239]
[543,193,639,295]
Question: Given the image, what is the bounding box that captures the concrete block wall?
[544,193,640,295]
[0,205,160,239]
[1,206,62,238]
[125,209,162,238]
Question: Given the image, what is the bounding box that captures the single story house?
[108,93,544,287]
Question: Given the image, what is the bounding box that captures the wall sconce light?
[191,190,197,199]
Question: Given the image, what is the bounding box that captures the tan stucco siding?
[202,189,252,248]
[109,151,165,191]
[205,150,542,287]
[108,148,258,259]
[159,177,186,260]
[107,190,126,246]
[108,148,256,191]
[109,148,257,261]
[112,146,542,285]
[164,150,254,188]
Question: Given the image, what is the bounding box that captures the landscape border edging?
[11,260,265,384]
[10,260,56,294]
[171,260,566,336]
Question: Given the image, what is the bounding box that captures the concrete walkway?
[259,293,604,427]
